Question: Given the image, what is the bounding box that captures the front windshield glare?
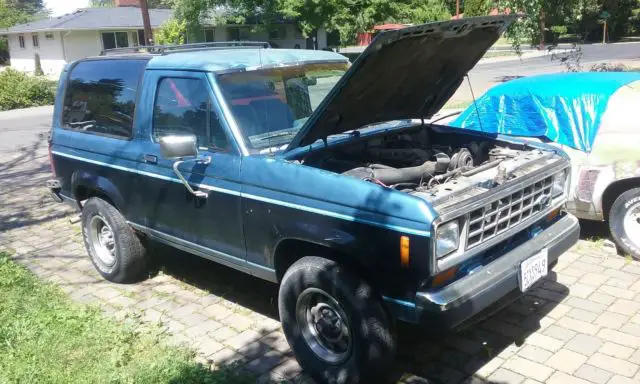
[217,63,347,153]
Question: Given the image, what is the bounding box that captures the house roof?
[146,48,348,72]
[2,7,172,34]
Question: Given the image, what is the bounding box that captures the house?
[1,0,324,76]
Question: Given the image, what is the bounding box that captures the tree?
[464,0,489,17]
[396,0,451,24]
[0,0,43,63]
[154,18,187,44]
[280,0,450,46]
[495,0,542,51]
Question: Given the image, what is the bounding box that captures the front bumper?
[395,213,579,328]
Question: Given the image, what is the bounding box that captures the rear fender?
[71,170,125,212]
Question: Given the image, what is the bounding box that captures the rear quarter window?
[61,59,148,139]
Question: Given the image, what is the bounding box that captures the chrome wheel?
[296,288,352,364]
[623,201,640,249]
[88,215,116,267]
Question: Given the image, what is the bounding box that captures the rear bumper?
[389,213,579,327]
[46,179,78,210]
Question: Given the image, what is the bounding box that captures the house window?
[137,30,147,46]
[45,32,54,40]
[18,35,25,49]
[32,33,39,48]
[204,28,215,42]
[228,27,250,41]
[269,26,287,40]
[101,31,129,50]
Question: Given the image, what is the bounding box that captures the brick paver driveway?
[1,132,640,383]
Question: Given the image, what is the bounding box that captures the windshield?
[217,63,348,153]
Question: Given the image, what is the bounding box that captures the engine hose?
[461,159,504,177]
[344,160,448,185]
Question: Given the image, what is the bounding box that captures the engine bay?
[298,124,559,205]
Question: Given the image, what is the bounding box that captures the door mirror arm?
[172,156,211,199]
[158,134,211,199]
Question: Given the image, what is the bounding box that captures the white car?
[452,72,640,259]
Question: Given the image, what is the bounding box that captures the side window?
[152,77,229,151]
[62,59,147,139]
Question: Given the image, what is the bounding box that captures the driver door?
[132,70,246,267]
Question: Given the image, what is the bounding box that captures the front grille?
[466,176,554,249]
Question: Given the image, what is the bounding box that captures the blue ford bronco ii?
[48,15,579,383]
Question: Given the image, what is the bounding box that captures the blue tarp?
[451,72,640,152]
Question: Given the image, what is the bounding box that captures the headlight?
[436,220,460,258]
[552,171,568,197]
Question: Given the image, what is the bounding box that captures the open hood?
[286,15,517,151]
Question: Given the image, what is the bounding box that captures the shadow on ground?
[150,242,569,384]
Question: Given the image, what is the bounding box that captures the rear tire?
[278,256,396,384]
[81,197,147,283]
[609,188,640,260]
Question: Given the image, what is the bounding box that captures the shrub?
[0,68,56,111]
[590,62,628,72]
[155,18,187,45]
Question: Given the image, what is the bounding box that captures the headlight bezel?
[435,219,461,259]
[552,169,569,198]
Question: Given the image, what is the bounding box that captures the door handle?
[143,154,158,164]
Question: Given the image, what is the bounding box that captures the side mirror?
[159,135,198,159]
[158,135,210,199]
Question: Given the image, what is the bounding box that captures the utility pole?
[139,0,153,46]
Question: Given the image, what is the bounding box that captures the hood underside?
[286,15,516,151]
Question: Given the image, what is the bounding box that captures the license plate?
[519,249,548,292]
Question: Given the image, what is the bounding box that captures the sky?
[44,0,89,17]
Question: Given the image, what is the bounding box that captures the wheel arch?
[273,238,375,285]
[71,171,125,213]
[602,177,640,220]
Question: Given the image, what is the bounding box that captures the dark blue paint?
[49,54,573,325]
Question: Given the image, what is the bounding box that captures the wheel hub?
[296,288,352,364]
[88,215,116,267]
[623,202,640,250]
[311,303,343,342]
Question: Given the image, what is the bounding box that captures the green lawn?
[443,99,473,110]
[0,251,253,384]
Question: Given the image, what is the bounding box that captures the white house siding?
[63,30,102,63]
[208,25,310,49]
[8,32,66,75]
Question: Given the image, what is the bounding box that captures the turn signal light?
[431,266,458,288]
[547,208,560,222]
[400,236,410,267]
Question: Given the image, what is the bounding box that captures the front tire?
[609,188,640,260]
[278,257,396,384]
[81,197,147,283]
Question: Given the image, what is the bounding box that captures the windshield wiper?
[258,129,299,141]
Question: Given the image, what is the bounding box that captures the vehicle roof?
[145,48,349,72]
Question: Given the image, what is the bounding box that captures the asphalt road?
[0,106,52,154]
[0,42,638,151]
[452,42,640,101]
